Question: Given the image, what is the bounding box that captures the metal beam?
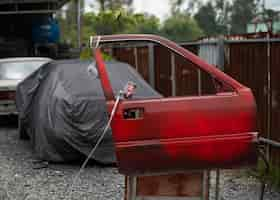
[0,0,70,10]
[171,52,176,96]
[180,38,280,47]
[148,43,155,88]
[259,137,280,148]
[0,10,59,14]
[0,0,63,4]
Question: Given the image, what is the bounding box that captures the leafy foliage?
[161,13,204,42]
[194,0,231,36]
[57,0,205,45]
[81,10,161,44]
[230,0,260,34]
[194,2,220,36]
[127,13,160,34]
[57,0,278,46]
[171,0,266,35]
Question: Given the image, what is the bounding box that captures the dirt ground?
[0,118,279,200]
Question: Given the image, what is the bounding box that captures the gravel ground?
[0,118,124,200]
[209,170,280,200]
[0,118,279,200]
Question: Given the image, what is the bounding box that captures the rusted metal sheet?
[198,43,220,66]
[136,47,150,82]
[154,43,216,97]
[154,45,172,97]
[270,42,280,143]
[111,44,215,97]
[225,43,268,138]
[174,53,199,96]
[181,44,198,55]
[113,47,136,68]
[270,42,280,164]
[109,46,151,83]
[201,70,217,95]
[174,48,217,96]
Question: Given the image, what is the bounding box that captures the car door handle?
[123,108,144,119]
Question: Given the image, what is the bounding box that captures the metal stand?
[215,170,220,200]
[125,171,210,200]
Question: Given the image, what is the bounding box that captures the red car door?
[94,35,258,176]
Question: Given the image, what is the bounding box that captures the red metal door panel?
[110,94,257,175]
[93,34,258,176]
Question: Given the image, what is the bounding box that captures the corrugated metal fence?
[104,38,280,165]
[223,39,280,165]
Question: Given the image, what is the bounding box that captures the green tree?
[127,13,160,34]
[161,13,204,42]
[81,11,161,43]
[90,10,135,35]
[170,0,184,14]
[169,0,203,15]
[194,0,231,36]
[230,0,260,34]
[264,8,279,21]
[82,12,96,44]
[194,2,219,36]
[214,0,232,34]
[56,0,85,46]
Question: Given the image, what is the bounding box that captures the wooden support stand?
[125,171,209,200]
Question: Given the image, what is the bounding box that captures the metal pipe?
[225,38,280,43]
[180,38,280,46]
[76,0,81,49]
[215,169,220,200]
[171,52,176,96]
[148,43,155,88]
[203,171,210,200]
[134,47,139,72]
[259,137,280,148]
[97,39,280,50]
[127,176,137,200]
[198,69,202,95]
[258,148,270,200]
[266,32,272,160]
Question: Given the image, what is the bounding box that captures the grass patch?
[248,159,280,189]
[80,47,113,61]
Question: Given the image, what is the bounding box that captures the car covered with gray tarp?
[16,59,161,164]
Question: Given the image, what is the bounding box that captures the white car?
[0,57,51,115]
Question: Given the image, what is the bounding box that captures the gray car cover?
[16,59,161,164]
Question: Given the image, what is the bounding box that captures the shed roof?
[0,0,70,14]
